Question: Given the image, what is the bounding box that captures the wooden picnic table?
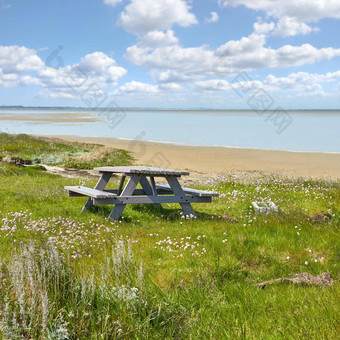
[65,166,218,220]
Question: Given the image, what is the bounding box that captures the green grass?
[0,132,133,169]
[0,135,339,339]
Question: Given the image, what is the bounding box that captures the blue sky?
[0,0,340,109]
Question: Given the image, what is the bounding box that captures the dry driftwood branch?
[258,272,334,289]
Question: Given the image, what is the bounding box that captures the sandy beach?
[52,135,340,181]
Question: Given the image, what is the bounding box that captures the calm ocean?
[0,108,339,152]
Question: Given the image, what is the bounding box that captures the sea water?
[0,108,339,152]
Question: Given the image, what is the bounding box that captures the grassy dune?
[0,134,339,339]
[0,133,133,169]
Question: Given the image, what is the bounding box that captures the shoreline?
[47,134,340,181]
[37,133,340,155]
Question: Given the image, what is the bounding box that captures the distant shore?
[49,135,340,181]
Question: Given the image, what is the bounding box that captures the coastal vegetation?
[0,133,133,169]
[0,134,339,339]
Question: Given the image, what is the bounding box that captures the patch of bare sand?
[0,116,98,123]
[47,135,340,182]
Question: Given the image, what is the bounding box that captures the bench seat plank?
[64,186,117,199]
[155,184,219,197]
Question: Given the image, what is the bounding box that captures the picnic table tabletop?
[93,166,189,177]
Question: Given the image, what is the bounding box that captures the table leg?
[166,176,196,217]
[82,172,112,212]
[108,175,141,220]
[150,177,157,196]
[140,176,162,209]
[117,175,126,195]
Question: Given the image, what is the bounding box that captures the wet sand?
[50,135,340,181]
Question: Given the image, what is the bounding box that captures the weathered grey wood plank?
[93,166,189,176]
[65,186,117,198]
[140,176,162,209]
[93,195,212,205]
[166,176,196,216]
[82,172,112,212]
[68,188,148,197]
[156,184,219,197]
[117,175,126,195]
[150,177,158,196]
[108,175,141,221]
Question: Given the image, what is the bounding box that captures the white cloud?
[0,49,127,98]
[218,0,340,22]
[18,75,41,86]
[273,17,318,37]
[219,70,340,97]
[263,71,340,91]
[112,81,164,101]
[152,69,199,83]
[253,21,275,34]
[159,82,183,90]
[125,44,216,81]
[141,30,178,47]
[112,80,187,103]
[188,70,340,98]
[103,0,123,6]
[219,0,339,37]
[119,0,197,34]
[216,34,340,70]
[115,80,159,94]
[0,45,44,88]
[77,52,126,82]
[0,70,18,88]
[193,79,230,91]
[125,28,340,86]
[37,89,76,99]
[0,45,44,74]
[205,12,219,24]
[37,51,127,98]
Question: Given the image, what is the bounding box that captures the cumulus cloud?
[189,70,340,99]
[253,21,275,34]
[125,43,216,81]
[225,70,340,96]
[37,51,127,98]
[0,45,44,74]
[119,0,197,34]
[218,0,339,37]
[0,45,127,99]
[193,79,230,91]
[159,82,183,91]
[0,45,44,88]
[125,28,340,85]
[103,0,123,6]
[141,30,178,47]
[216,33,340,70]
[112,80,186,103]
[114,80,159,94]
[205,12,219,24]
[77,52,126,82]
[273,17,318,37]
[218,0,340,22]
[263,71,340,91]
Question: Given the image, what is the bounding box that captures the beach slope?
[53,135,340,181]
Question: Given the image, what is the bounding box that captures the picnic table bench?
[65,166,218,220]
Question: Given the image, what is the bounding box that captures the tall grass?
[0,134,339,338]
[0,242,169,339]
